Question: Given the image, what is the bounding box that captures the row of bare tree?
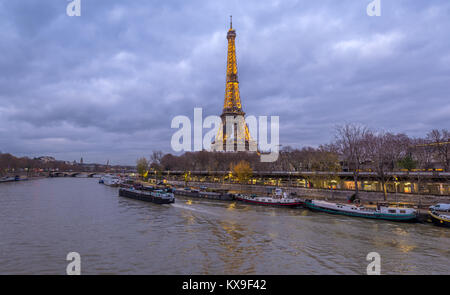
[0,153,73,175]
[137,124,448,199]
[0,153,131,175]
[149,125,448,173]
[333,124,449,199]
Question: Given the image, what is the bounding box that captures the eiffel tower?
[211,17,257,152]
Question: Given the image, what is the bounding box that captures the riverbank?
[0,174,47,183]
[0,175,47,183]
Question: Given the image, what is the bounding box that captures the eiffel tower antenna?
[230,15,232,29]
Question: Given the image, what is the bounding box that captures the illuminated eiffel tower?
[211,17,257,152]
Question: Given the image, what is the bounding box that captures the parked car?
[429,203,450,212]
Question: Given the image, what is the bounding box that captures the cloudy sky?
[0,0,449,165]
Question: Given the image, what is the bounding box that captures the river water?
[0,178,448,274]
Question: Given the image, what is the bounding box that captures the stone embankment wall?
[168,180,450,207]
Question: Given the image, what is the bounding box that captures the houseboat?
[429,203,450,227]
[235,188,304,208]
[99,174,120,187]
[0,176,16,183]
[0,176,24,183]
[428,211,450,227]
[304,199,417,222]
[174,187,234,201]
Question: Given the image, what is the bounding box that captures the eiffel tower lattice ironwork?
[211,16,257,152]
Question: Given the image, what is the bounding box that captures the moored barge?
[119,188,175,204]
[304,199,417,222]
[235,189,304,208]
[428,210,450,227]
[100,174,120,187]
[235,194,304,208]
[0,175,23,183]
[174,187,234,201]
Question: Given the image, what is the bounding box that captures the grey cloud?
[0,0,449,164]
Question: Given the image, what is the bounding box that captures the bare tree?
[160,153,178,171]
[410,137,433,194]
[412,138,434,170]
[366,132,409,201]
[279,146,295,172]
[149,151,164,182]
[334,123,371,197]
[427,129,450,171]
[150,151,164,167]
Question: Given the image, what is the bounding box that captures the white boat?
[429,203,450,227]
[305,199,417,222]
[235,188,304,208]
[100,174,120,187]
[428,210,450,227]
[0,177,16,183]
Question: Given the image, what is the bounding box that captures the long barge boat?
[174,188,234,201]
[235,188,304,208]
[235,194,304,208]
[119,188,175,204]
[304,199,417,222]
[0,176,25,183]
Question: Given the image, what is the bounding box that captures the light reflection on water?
[0,178,449,274]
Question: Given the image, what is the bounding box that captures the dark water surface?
[0,178,449,274]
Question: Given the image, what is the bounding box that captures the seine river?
[0,178,449,275]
